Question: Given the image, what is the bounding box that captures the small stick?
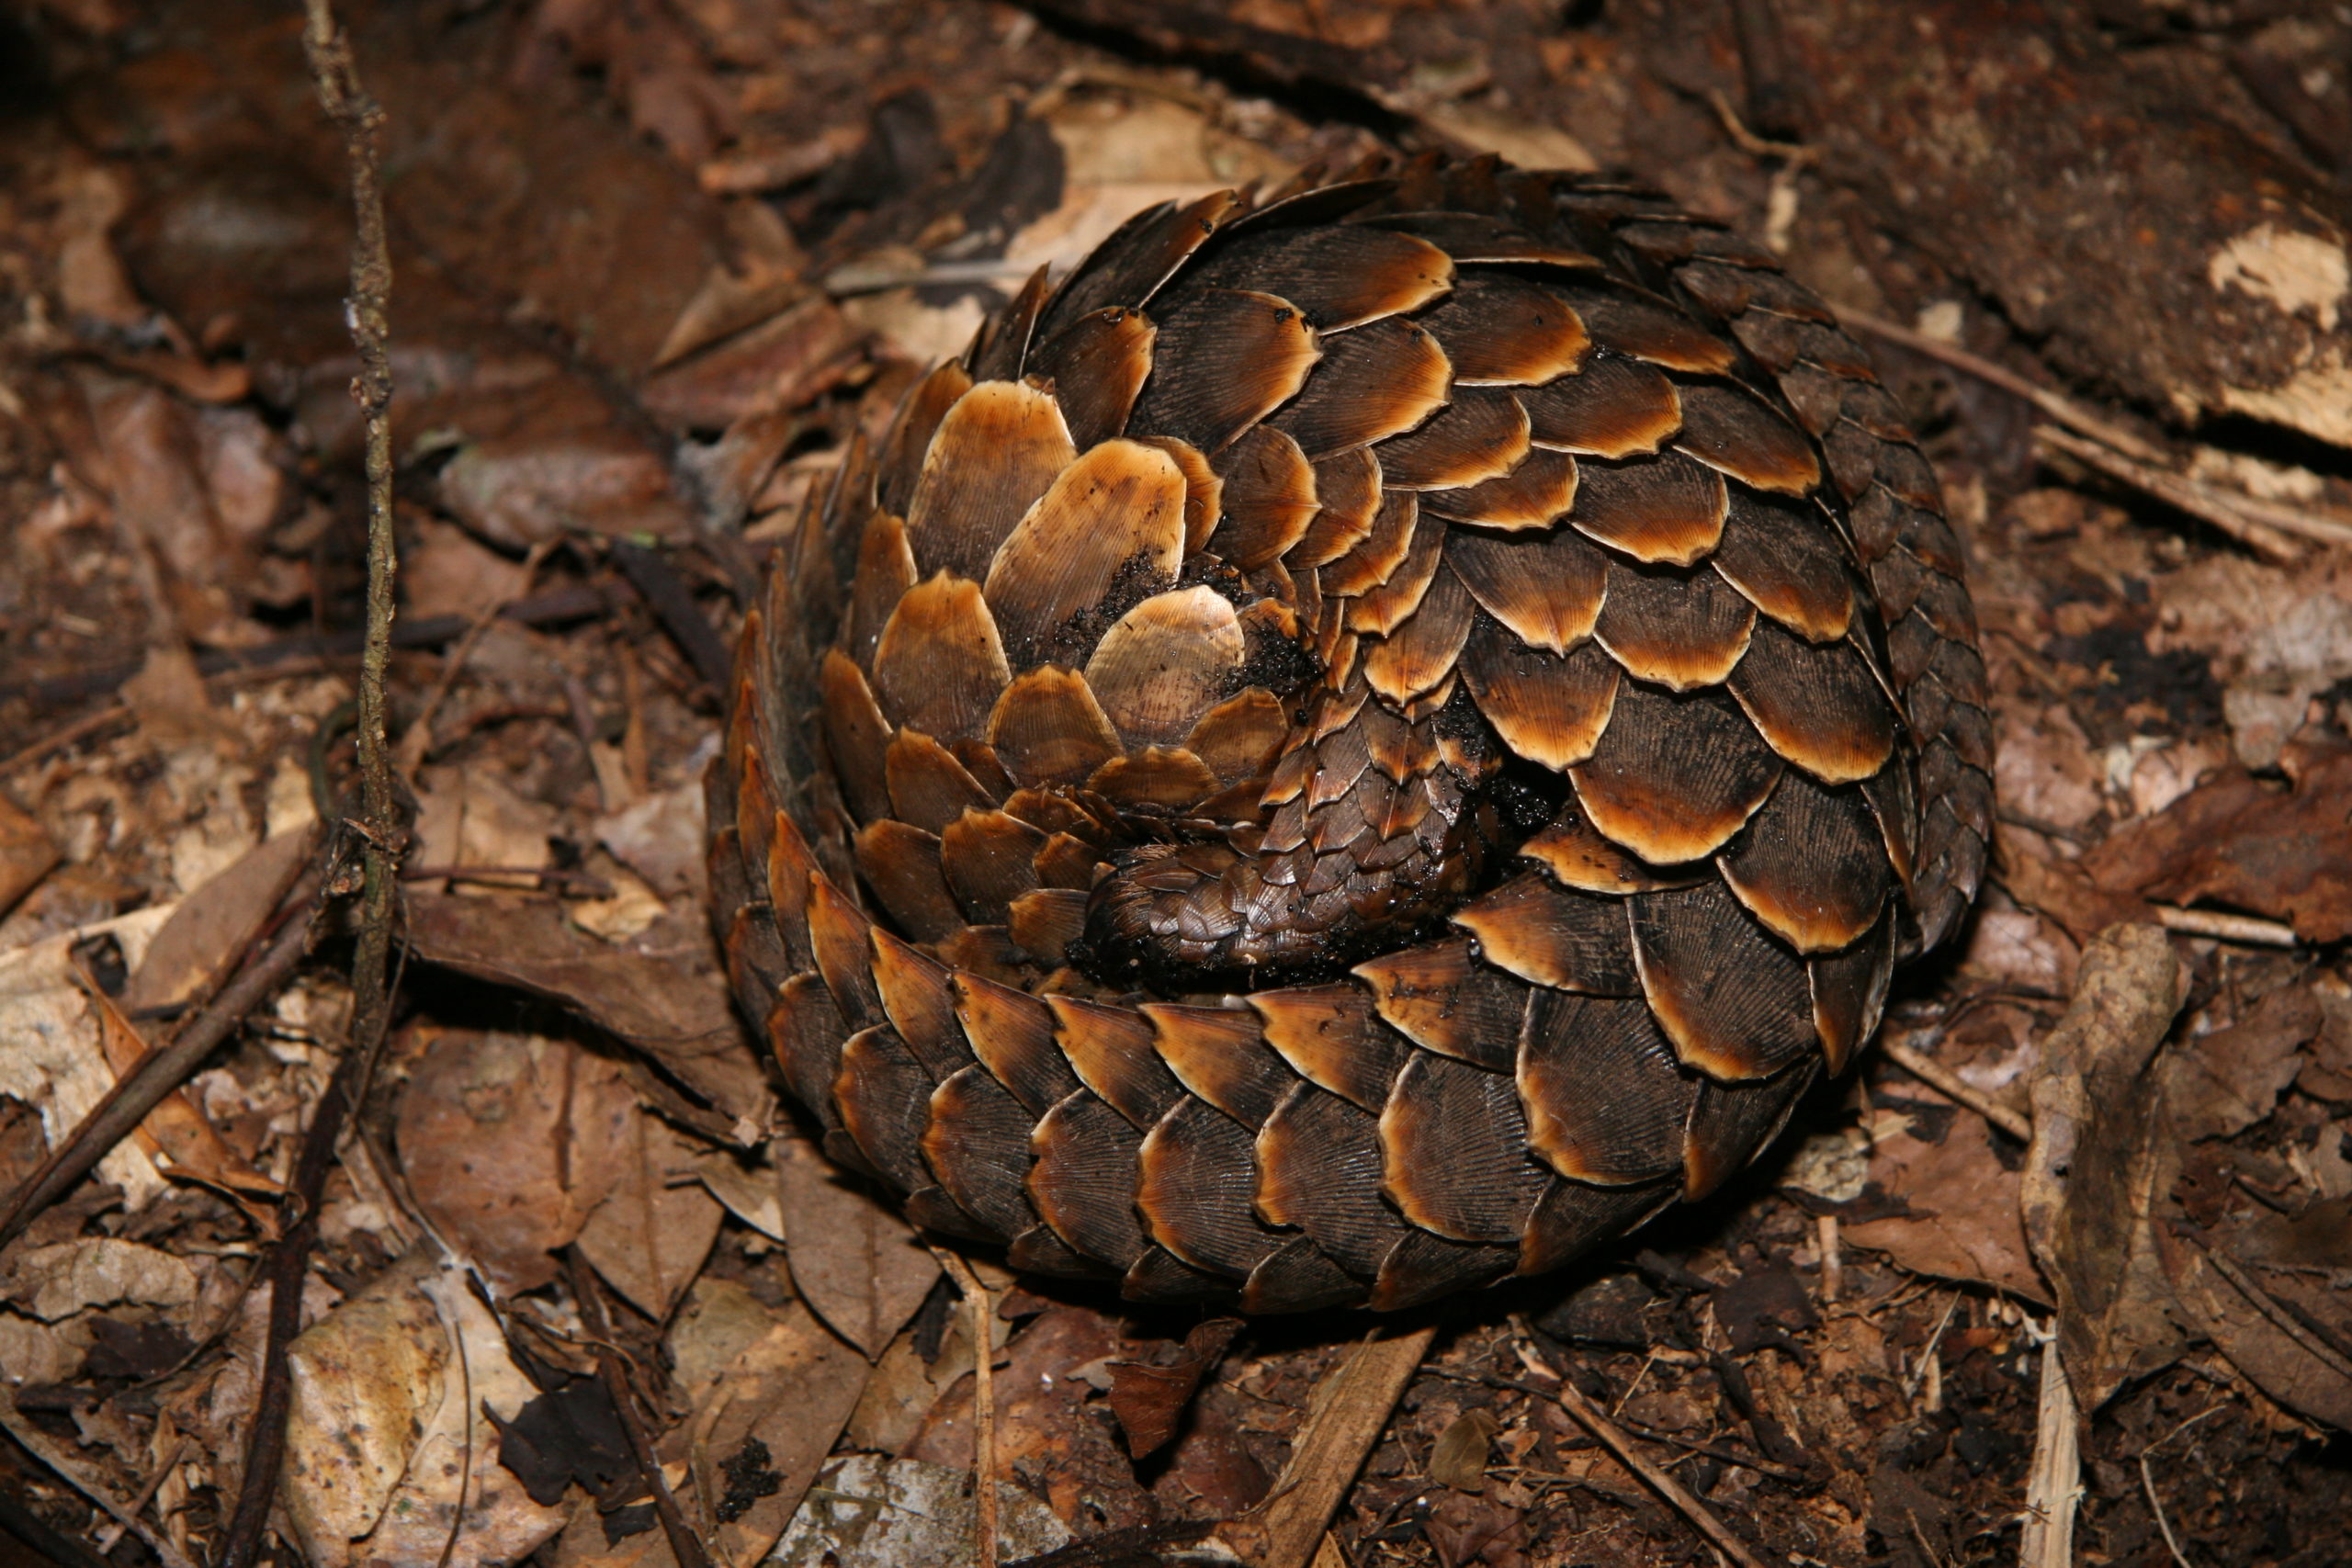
[2138,1452,2197,1568]
[0,1400,196,1568]
[2035,426,2315,561]
[1519,1344,1770,1568]
[1815,1212,1842,1305]
[1836,307,2167,464]
[1880,1035,2034,1144]
[0,886,317,1249]
[568,1251,715,1568]
[92,1432,187,1552]
[933,1249,999,1567]
[2151,904,2299,948]
[2018,1325,2081,1568]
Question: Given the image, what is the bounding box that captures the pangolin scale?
[708,154,1992,1312]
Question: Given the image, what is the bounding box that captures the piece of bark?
[1776,0,2352,451]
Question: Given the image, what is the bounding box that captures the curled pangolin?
[708,154,1993,1313]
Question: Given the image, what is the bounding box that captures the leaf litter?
[4,1,2352,1565]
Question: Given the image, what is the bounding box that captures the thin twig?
[91,1433,187,1553]
[0,886,318,1250]
[1517,1343,1771,1568]
[1880,1034,2035,1143]
[2151,904,2300,948]
[2138,1452,2197,1568]
[2018,1324,2081,1568]
[217,6,407,1564]
[569,1251,717,1568]
[1836,307,2167,463]
[934,1249,1000,1568]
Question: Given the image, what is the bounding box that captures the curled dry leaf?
[0,1236,197,1321]
[1106,1315,1243,1459]
[2019,922,2191,1410]
[773,1132,941,1359]
[0,908,175,1211]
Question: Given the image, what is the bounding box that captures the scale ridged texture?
[710,153,1991,1311]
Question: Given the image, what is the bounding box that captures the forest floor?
[2,1,2351,1564]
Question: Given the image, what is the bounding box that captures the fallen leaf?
[120,825,313,1013]
[772,1134,940,1359]
[1,1237,198,1321]
[403,890,770,1130]
[0,792,60,919]
[573,1107,724,1320]
[2019,923,2192,1408]
[0,908,175,1212]
[2085,739,2352,942]
[393,1028,639,1293]
[2165,986,2323,1141]
[411,766,557,892]
[594,780,708,902]
[283,1250,570,1568]
[1843,1116,2048,1303]
[1107,1315,1244,1461]
[2160,1224,2352,1432]
[1429,1407,1502,1493]
[82,969,280,1208]
[1421,1486,1531,1568]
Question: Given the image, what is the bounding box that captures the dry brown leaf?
[0,1236,197,1321]
[769,1454,1072,1567]
[2019,923,2192,1409]
[2084,739,2352,942]
[121,825,313,1013]
[393,1028,639,1293]
[2165,986,2323,1141]
[1106,1316,1242,1460]
[0,792,60,919]
[1429,1408,1503,1494]
[403,889,770,1130]
[82,969,280,1208]
[282,1251,569,1567]
[573,1107,724,1320]
[2161,1224,2352,1432]
[410,767,557,892]
[1843,1117,2049,1303]
[773,1133,940,1359]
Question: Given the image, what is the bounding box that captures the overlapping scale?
[1521,354,1681,458]
[1571,682,1781,863]
[982,439,1187,666]
[904,381,1077,581]
[1569,453,1729,565]
[1127,288,1321,454]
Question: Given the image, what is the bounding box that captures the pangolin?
[708,153,1992,1312]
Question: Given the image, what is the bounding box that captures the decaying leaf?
[2085,738,2352,942]
[0,908,175,1212]
[1429,1407,1503,1493]
[0,1236,197,1321]
[2019,922,2191,1409]
[773,1132,940,1359]
[393,1028,640,1292]
[1843,1110,2048,1303]
[0,792,60,919]
[404,889,771,1130]
[1107,1316,1243,1459]
[572,1105,725,1319]
[120,826,314,1014]
[2165,985,2323,1141]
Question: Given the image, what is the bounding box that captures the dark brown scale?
[712,156,1989,1312]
